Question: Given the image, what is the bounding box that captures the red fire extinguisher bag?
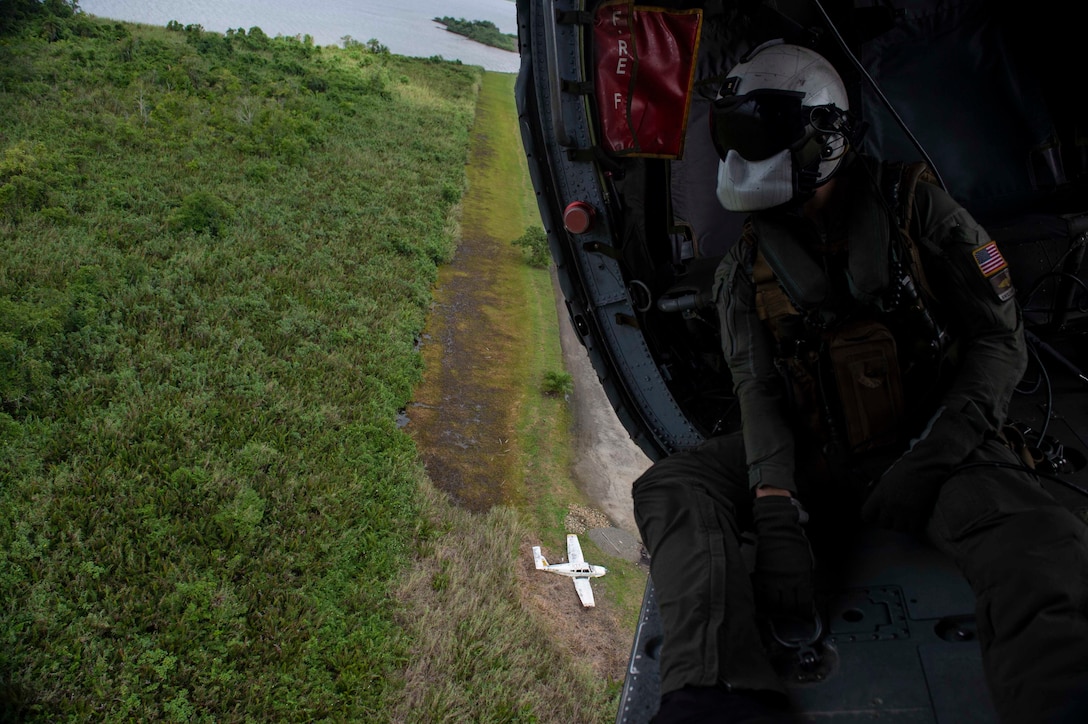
[593,1,703,158]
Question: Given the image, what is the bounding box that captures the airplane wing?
[566,534,585,565]
[573,576,596,607]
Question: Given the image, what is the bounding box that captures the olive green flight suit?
[632,156,1088,723]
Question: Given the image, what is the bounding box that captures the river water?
[79,0,521,73]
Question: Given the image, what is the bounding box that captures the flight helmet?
[711,40,854,211]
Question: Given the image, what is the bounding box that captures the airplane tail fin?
[532,546,547,569]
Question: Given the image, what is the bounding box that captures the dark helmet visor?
[709,90,808,161]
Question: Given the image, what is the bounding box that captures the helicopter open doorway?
[514,1,1088,721]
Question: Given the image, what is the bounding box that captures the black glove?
[862,403,990,532]
[752,495,815,618]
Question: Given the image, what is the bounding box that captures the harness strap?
[753,246,798,325]
[892,161,939,303]
[749,161,940,334]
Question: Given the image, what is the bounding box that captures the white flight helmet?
[711,40,854,212]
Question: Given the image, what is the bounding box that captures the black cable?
[1025,340,1054,443]
[1018,230,1088,326]
[1022,271,1088,324]
[952,460,1088,501]
[808,0,946,191]
[1059,413,1088,455]
[1025,328,1088,386]
[1024,272,1088,306]
[1015,366,1044,396]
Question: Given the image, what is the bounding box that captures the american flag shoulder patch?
[972,241,1008,277]
[972,241,1016,302]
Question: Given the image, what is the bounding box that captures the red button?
[563,201,596,234]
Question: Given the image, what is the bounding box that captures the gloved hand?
[752,495,815,619]
[862,403,990,532]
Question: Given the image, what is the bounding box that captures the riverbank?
[79,0,522,72]
[434,17,517,52]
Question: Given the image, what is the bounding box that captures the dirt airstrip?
[405,73,652,685]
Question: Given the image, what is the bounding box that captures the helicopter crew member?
[632,40,1088,724]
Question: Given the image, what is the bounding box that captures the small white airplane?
[532,534,607,608]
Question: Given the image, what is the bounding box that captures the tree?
[1,0,80,36]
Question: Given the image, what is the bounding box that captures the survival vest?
[749,160,946,456]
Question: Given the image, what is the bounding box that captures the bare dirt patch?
[565,503,613,533]
[406,225,523,512]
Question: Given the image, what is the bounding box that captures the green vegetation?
[434,17,517,53]
[0,0,80,36]
[0,8,482,720]
[512,224,551,268]
[1,7,643,723]
[481,72,649,643]
[542,370,574,397]
[340,35,388,55]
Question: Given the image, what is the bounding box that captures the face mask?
[715,148,795,212]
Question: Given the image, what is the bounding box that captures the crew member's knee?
[940,502,1088,594]
[928,463,1088,722]
[632,434,747,507]
[942,506,1088,707]
[930,446,1081,546]
[635,463,743,521]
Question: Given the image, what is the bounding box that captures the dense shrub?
[511,225,551,268]
[0,268,106,416]
[0,0,78,36]
[542,370,573,397]
[169,190,236,236]
[0,141,54,220]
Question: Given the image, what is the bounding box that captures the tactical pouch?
[780,353,824,444]
[828,321,904,452]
